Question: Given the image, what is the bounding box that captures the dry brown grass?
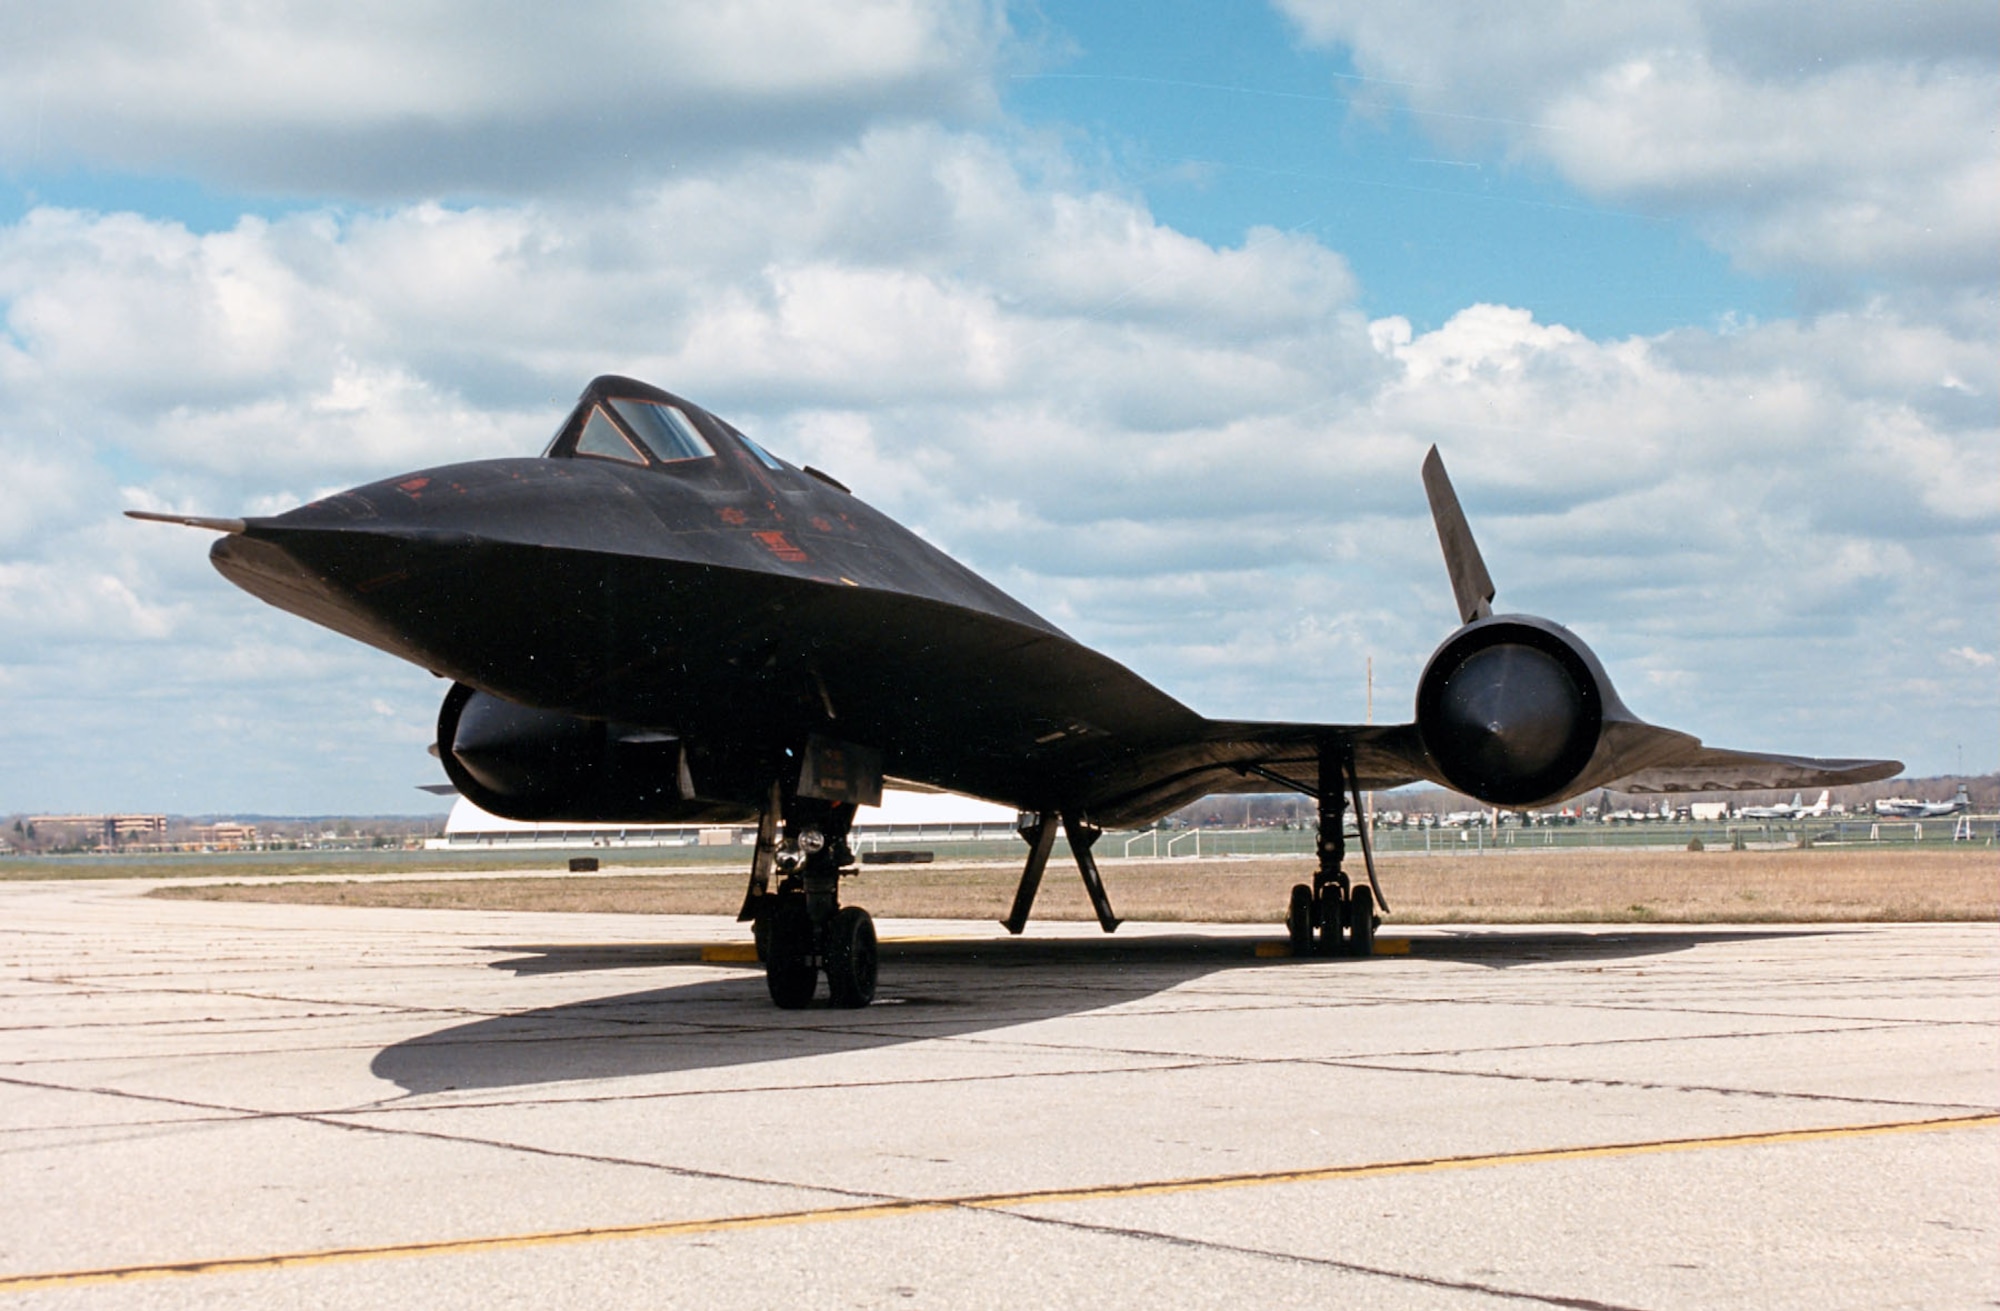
[152,846,1996,923]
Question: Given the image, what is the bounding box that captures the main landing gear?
[1282,744,1386,958]
[738,787,877,1009]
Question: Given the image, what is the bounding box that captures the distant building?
[25,814,168,847]
[427,788,1020,851]
[190,821,258,850]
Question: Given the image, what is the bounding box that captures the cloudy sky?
[1,0,1992,814]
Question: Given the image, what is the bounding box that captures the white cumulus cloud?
[0,1,1006,195]
[1277,0,2000,299]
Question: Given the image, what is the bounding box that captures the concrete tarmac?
[0,878,1993,1308]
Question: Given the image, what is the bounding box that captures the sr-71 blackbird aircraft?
[132,375,1901,1008]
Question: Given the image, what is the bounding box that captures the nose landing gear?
[742,791,878,1008]
[763,893,819,1008]
[823,905,879,1008]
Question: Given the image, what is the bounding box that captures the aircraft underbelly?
[220,524,1200,809]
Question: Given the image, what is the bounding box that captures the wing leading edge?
[1080,717,1899,830]
[1072,722,1430,830]
[1587,737,1905,795]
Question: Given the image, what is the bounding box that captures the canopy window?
[572,407,650,465]
[734,428,789,471]
[609,398,715,463]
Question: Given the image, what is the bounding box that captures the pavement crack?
[0,1071,894,1207]
[299,1114,902,1205]
[337,1058,1235,1115]
[977,1205,1645,1309]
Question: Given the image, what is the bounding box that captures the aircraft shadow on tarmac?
[369,928,1828,1096]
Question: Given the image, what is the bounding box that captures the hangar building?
[426,787,1020,852]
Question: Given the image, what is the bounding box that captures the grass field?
[0,849,720,882]
[148,847,1996,924]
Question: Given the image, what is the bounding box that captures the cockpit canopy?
[543,375,792,473]
[575,398,713,465]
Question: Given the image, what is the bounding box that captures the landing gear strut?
[1282,742,1386,957]
[740,791,876,1008]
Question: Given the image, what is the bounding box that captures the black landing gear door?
[796,734,884,807]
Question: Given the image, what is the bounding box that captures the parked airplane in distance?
[1739,789,1831,821]
[130,375,1903,1008]
[1601,802,1670,823]
[1874,786,1971,819]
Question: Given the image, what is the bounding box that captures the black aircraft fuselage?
[204,376,1227,826]
[136,374,1899,1007]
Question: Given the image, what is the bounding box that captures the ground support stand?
[1000,809,1121,935]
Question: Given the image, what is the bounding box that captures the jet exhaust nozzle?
[1414,616,1610,807]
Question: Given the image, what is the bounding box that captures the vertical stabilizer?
[1421,447,1496,625]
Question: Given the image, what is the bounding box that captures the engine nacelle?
[436,682,756,823]
[1414,615,1621,807]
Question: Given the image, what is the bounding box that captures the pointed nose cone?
[208,520,444,666]
[206,476,487,668]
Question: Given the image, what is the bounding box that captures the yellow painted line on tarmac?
[4,1113,1991,1292]
[700,935,966,962]
[966,1113,2000,1209]
[660,935,1371,964]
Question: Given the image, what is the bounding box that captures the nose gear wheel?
[824,905,878,1008]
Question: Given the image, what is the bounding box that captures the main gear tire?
[1286,884,1315,957]
[1348,884,1376,957]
